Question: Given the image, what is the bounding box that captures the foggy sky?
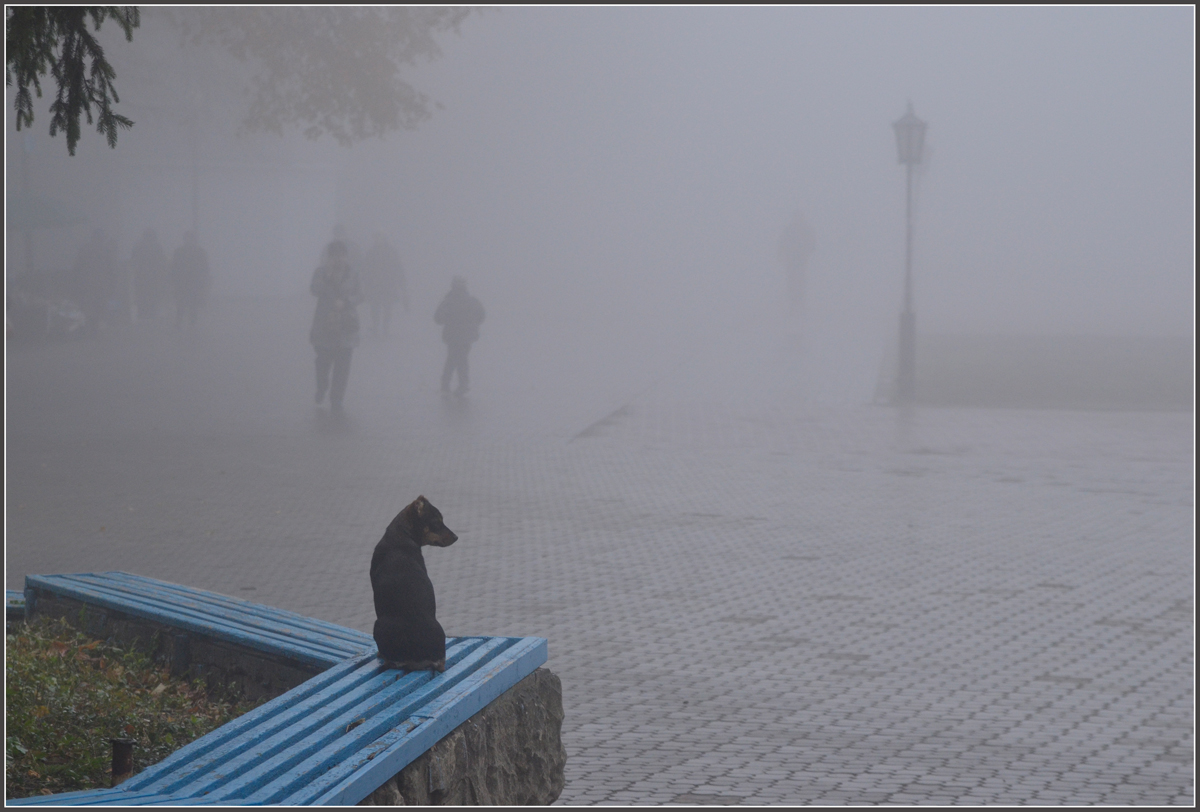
[377,6,1193,338]
[6,6,1194,413]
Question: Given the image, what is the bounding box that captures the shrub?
[5,617,260,799]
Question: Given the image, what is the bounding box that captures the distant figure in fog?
[778,212,815,316]
[331,223,363,279]
[171,231,211,328]
[434,276,485,397]
[130,228,168,323]
[361,233,409,338]
[310,240,362,412]
[71,228,120,336]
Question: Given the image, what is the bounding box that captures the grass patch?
[5,617,261,800]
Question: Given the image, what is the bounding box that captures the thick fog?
[6,6,1194,432]
[5,11,1194,803]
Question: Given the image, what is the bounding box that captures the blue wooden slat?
[25,574,359,668]
[151,657,425,799]
[33,571,369,655]
[24,793,254,807]
[93,573,373,648]
[240,639,518,804]
[19,791,258,806]
[303,637,548,806]
[4,787,224,806]
[84,793,256,806]
[108,571,369,637]
[140,797,266,806]
[60,790,193,806]
[138,798,263,806]
[5,787,128,806]
[120,655,373,794]
[30,573,367,662]
[219,639,513,803]
[26,574,351,666]
[134,639,487,800]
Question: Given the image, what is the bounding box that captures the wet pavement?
[5,296,1194,805]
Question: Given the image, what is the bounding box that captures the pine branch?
[6,6,140,155]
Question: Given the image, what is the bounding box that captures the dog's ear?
[396,497,423,529]
[415,495,428,518]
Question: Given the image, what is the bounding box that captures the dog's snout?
[425,526,457,546]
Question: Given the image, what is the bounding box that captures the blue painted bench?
[23,572,375,670]
[7,588,25,621]
[22,572,385,699]
[11,572,550,806]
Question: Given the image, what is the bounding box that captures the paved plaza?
[5,297,1194,805]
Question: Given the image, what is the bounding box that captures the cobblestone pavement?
[6,297,1194,805]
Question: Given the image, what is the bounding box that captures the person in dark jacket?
[310,240,362,412]
[433,276,485,396]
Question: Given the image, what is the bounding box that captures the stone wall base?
[360,668,566,806]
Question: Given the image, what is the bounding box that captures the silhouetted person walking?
[434,277,485,396]
[71,228,119,336]
[310,240,362,412]
[361,233,409,339]
[130,227,168,323]
[171,231,211,328]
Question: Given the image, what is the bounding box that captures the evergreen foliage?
[6,7,471,155]
[6,6,140,155]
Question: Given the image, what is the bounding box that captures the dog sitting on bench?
[370,495,458,672]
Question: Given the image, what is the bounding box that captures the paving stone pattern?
[6,297,1194,805]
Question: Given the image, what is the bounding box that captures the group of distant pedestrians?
[308,228,484,413]
[64,222,482,413]
[69,227,211,335]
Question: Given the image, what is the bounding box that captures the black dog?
[370,495,458,672]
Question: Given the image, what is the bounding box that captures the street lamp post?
[892,101,926,405]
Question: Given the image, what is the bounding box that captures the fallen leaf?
[152,683,167,695]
